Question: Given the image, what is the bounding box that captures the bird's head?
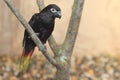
[41,4,61,19]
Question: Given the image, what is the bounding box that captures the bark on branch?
[62,0,85,58]
[36,0,44,11]
[3,0,60,68]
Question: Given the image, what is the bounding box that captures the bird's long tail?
[19,48,34,70]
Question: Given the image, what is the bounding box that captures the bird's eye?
[50,8,57,13]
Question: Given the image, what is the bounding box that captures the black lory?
[19,4,61,70]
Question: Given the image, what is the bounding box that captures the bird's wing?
[22,13,38,47]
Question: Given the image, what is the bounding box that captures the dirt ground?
[0,54,120,80]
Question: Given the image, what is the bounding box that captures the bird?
[19,4,61,70]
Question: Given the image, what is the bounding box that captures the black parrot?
[19,4,61,70]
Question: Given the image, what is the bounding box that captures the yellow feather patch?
[19,56,31,71]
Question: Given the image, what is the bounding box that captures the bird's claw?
[36,33,39,36]
[28,33,39,38]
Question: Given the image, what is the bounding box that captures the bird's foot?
[28,33,39,38]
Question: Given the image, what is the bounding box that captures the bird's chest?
[39,21,54,32]
[33,21,54,37]
[33,19,53,29]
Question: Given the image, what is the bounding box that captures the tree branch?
[3,0,60,68]
[62,0,85,57]
[36,0,44,11]
[36,0,59,55]
[48,36,59,55]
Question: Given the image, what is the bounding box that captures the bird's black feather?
[22,4,61,53]
[20,4,61,70]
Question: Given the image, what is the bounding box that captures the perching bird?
[19,4,61,70]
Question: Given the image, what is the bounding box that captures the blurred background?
[1,0,120,80]
[1,0,120,56]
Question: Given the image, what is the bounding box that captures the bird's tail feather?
[19,48,34,70]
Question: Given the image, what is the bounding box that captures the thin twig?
[4,0,59,68]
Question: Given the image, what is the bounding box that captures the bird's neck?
[40,12,55,23]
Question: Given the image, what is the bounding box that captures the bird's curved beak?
[56,11,61,19]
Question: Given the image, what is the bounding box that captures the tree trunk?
[55,66,70,80]
[54,0,85,79]
[54,55,70,80]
